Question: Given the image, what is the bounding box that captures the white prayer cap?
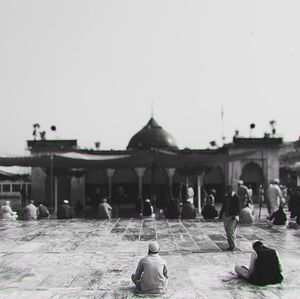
[63,200,69,204]
[148,241,160,253]
[273,178,279,184]
[238,180,243,185]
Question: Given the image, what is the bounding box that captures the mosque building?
[0,117,299,214]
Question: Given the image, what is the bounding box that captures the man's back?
[22,203,37,220]
[137,254,168,293]
[37,205,50,219]
[57,204,73,219]
[249,246,283,286]
[239,207,254,224]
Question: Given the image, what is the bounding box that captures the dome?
[127,118,178,150]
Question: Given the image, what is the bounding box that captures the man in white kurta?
[131,242,168,294]
[267,180,282,215]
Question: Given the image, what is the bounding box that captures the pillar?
[297,172,300,186]
[70,175,86,206]
[165,168,176,199]
[135,167,146,199]
[54,176,58,214]
[105,168,115,199]
[197,173,204,214]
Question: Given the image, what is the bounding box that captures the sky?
[0,0,300,155]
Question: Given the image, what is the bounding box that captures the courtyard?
[0,212,299,299]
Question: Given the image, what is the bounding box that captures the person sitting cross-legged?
[267,205,287,226]
[239,202,255,224]
[57,200,74,219]
[201,190,218,220]
[37,203,50,219]
[181,200,196,219]
[0,200,18,220]
[235,241,283,286]
[143,199,154,217]
[21,200,38,220]
[131,241,168,295]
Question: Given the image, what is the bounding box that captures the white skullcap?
[238,180,243,185]
[63,200,69,204]
[273,178,279,184]
[148,241,160,253]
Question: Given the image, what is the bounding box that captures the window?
[12,184,21,192]
[2,184,11,192]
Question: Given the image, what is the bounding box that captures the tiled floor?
[0,212,299,298]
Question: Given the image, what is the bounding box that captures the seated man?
[201,197,218,219]
[181,201,196,219]
[131,241,168,294]
[143,199,154,217]
[37,203,50,219]
[98,198,112,219]
[235,241,283,286]
[57,200,74,219]
[21,200,38,220]
[0,201,18,220]
[239,203,255,224]
[267,206,287,226]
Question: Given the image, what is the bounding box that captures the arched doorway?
[240,162,264,201]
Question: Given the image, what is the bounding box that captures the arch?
[240,162,263,184]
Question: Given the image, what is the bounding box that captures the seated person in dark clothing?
[37,203,50,219]
[143,199,154,217]
[201,202,218,219]
[181,201,196,219]
[57,200,74,219]
[235,241,283,286]
[165,198,180,219]
[267,206,287,225]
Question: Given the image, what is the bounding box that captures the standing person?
[0,201,18,220]
[21,200,38,220]
[219,185,240,251]
[131,241,168,295]
[237,180,250,210]
[98,198,113,219]
[37,203,50,219]
[186,186,194,204]
[112,186,125,218]
[57,200,74,219]
[235,241,283,286]
[267,179,283,215]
